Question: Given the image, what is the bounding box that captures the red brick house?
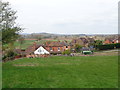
[104,38,120,44]
[104,39,113,44]
[113,38,120,43]
[71,38,86,46]
[44,41,71,54]
[71,37,95,47]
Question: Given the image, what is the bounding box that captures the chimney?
[33,42,37,50]
[46,41,48,45]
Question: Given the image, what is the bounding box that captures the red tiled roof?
[14,49,26,55]
[45,41,68,47]
[25,44,44,55]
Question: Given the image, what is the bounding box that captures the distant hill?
[20,32,118,41]
[21,32,87,36]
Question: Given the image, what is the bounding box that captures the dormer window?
[38,50,41,52]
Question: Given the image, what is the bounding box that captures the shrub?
[74,44,82,52]
[115,43,120,48]
[62,50,71,55]
[96,43,120,50]
[6,50,16,57]
[3,50,17,61]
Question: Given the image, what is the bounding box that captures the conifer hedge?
[96,43,120,50]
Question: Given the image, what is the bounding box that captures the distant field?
[14,40,36,49]
[2,56,118,88]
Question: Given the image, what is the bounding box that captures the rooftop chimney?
[33,42,37,50]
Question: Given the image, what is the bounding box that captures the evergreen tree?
[0,1,22,45]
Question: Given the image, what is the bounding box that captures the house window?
[50,47,53,51]
[58,47,60,51]
[38,50,41,52]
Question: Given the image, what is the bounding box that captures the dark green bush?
[96,43,120,50]
[74,44,82,52]
[62,50,71,55]
[115,43,120,48]
[3,50,17,61]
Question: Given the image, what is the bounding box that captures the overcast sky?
[4,0,119,34]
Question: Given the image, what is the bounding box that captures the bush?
[115,43,120,48]
[74,44,82,52]
[6,50,16,57]
[3,50,17,61]
[96,43,120,50]
[62,50,71,55]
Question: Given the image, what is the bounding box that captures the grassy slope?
[2,56,118,88]
[14,40,36,49]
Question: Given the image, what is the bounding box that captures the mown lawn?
[2,56,118,88]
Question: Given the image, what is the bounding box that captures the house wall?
[113,40,117,44]
[104,39,120,44]
[114,40,120,43]
[45,46,64,52]
[63,46,71,50]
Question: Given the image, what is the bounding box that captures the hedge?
[96,43,120,50]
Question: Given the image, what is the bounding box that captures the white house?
[34,46,50,55]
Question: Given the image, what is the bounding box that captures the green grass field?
[2,56,118,88]
[14,40,37,49]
